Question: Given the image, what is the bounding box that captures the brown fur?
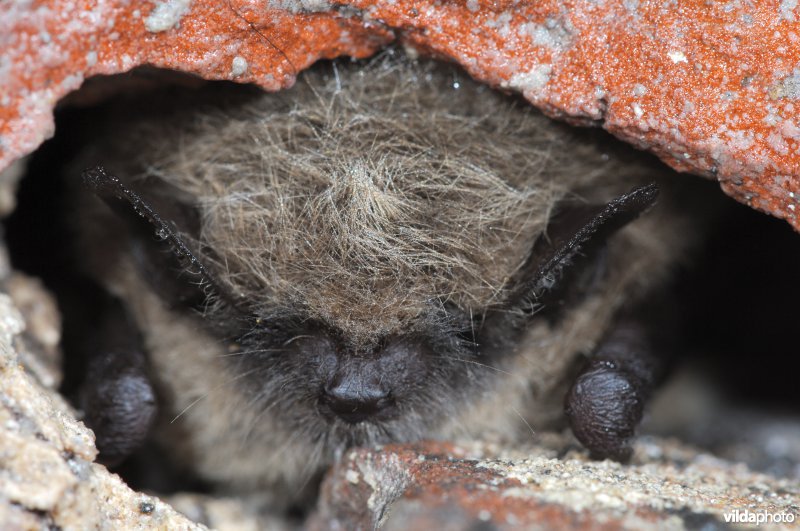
[73,52,696,501]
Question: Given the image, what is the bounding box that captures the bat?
[66,52,699,505]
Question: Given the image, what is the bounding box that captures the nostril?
[319,382,396,423]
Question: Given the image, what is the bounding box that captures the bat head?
[84,164,656,440]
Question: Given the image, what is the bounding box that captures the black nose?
[320,378,396,424]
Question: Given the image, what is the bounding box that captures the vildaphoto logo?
[723,509,796,525]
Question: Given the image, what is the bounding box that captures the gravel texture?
[310,437,800,530]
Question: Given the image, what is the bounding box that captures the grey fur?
[72,52,696,501]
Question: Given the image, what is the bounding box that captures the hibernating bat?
[66,51,700,505]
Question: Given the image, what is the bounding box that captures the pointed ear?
[82,166,227,311]
[503,183,659,320]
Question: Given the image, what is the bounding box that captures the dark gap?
[673,197,800,408]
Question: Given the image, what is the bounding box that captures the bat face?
[71,53,692,498]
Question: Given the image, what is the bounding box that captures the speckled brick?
[1,1,799,229]
[308,439,800,530]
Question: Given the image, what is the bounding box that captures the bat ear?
[502,182,659,322]
[82,166,221,311]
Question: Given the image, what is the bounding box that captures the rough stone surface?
[5,272,62,391]
[167,493,295,531]
[1,1,800,229]
[310,437,800,530]
[0,158,26,218]
[0,292,207,530]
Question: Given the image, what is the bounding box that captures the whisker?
[216,347,284,359]
[240,384,314,446]
[465,307,477,342]
[170,368,259,424]
[283,334,314,346]
[240,394,283,445]
[438,355,514,377]
[293,434,325,498]
[263,425,316,471]
[511,405,536,438]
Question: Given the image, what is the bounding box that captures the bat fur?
[70,52,698,502]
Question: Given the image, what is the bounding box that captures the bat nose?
[320,377,396,423]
